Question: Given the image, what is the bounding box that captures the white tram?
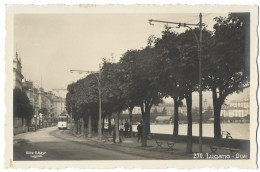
[58,115,68,130]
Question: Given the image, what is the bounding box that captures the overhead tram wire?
[134,17,205,50]
[157,14,204,21]
[115,15,215,56]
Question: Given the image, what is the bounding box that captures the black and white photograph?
[4,4,258,168]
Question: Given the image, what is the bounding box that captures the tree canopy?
[205,14,250,138]
[13,88,33,125]
[65,13,250,149]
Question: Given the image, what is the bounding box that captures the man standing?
[137,121,143,143]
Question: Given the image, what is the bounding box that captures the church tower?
[13,51,24,90]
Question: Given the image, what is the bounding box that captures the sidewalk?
[62,130,221,160]
[15,127,248,160]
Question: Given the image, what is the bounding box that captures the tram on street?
[58,115,68,130]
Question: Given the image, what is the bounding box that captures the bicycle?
[222,131,232,139]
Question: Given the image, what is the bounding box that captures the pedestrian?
[119,121,124,141]
[137,120,143,143]
[124,119,130,138]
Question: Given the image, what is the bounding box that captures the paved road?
[13,127,154,160]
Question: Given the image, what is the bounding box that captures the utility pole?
[70,65,102,141]
[149,13,204,153]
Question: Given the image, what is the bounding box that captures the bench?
[154,138,176,151]
[208,145,240,155]
[102,134,114,143]
[155,138,163,149]
[167,141,176,151]
[28,126,36,132]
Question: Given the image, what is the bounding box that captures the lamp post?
[149,13,204,152]
[70,64,102,141]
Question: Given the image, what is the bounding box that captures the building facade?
[23,80,64,127]
[13,51,26,135]
[122,103,187,116]
[53,96,66,118]
[221,99,250,118]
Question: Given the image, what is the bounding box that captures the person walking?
[137,121,143,143]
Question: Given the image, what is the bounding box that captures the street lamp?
[70,64,102,141]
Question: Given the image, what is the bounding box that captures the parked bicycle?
[222,131,232,139]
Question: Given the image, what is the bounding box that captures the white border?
[0,1,259,171]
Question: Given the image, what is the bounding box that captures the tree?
[120,45,163,147]
[154,27,185,137]
[66,74,100,135]
[154,27,199,152]
[176,27,215,152]
[205,14,250,138]
[119,50,145,134]
[13,88,33,126]
[174,28,202,153]
[101,61,128,142]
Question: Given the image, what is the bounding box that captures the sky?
[14,12,249,107]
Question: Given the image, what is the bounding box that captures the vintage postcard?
[4,4,258,168]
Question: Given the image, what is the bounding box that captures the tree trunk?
[212,88,222,139]
[88,115,92,138]
[173,97,179,137]
[108,115,112,135]
[115,112,120,143]
[22,117,25,132]
[102,116,105,134]
[141,113,147,147]
[146,113,151,134]
[186,92,193,153]
[76,118,79,134]
[81,117,84,136]
[78,118,81,134]
[93,117,98,133]
[74,119,77,134]
[141,103,150,147]
[128,107,133,133]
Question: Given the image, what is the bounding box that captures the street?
[13,127,154,160]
